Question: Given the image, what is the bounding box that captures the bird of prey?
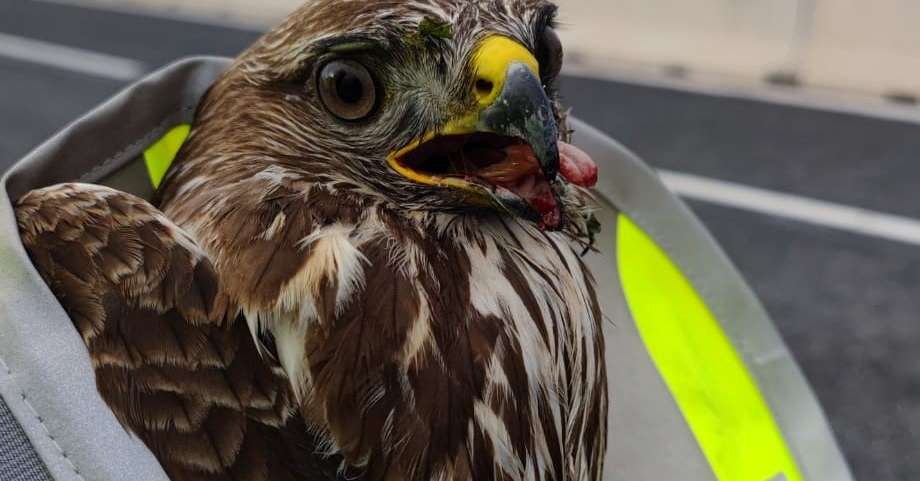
[15,1,607,481]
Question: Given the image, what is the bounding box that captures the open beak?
[388,36,597,230]
[478,61,560,182]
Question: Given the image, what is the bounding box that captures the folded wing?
[16,183,339,481]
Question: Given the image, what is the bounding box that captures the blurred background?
[1,0,918,479]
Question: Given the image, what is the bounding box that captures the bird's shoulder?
[15,183,342,481]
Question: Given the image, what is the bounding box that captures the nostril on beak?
[475,78,495,100]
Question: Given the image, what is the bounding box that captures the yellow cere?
[471,35,540,107]
[144,124,191,189]
[439,35,541,136]
[616,215,804,481]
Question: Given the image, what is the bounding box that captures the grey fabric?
[101,153,160,200]
[0,57,231,481]
[0,396,52,481]
[572,118,854,481]
[4,57,230,199]
[0,56,852,481]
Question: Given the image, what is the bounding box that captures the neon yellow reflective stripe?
[617,215,803,481]
[143,124,191,189]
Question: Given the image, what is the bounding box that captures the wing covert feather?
[16,183,340,481]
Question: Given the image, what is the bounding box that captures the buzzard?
[15,1,607,480]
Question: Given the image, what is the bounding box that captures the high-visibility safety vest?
[0,58,853,481]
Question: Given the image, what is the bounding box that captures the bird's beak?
[477,61,560,181]
[389,35,569,229]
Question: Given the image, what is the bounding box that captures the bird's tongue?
[559,142,599,188]
[475,141,598,230]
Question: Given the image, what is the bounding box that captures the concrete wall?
[555,0,801,79]
[60,0,920,98]
[802,0,920,96]
[556,0,920,98]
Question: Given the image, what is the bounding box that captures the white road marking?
[659,169,920,247]
[0,32,145,81]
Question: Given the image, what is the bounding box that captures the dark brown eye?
[318,60,377,121]
[536,27,563,84]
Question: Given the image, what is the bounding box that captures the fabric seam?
[79,107,193,184]
[0,355,87,481]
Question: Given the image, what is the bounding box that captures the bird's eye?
[317,60,378,121]
[536,27,563,84]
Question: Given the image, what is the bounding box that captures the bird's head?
[202,0,597,232]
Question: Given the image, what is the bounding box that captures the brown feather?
[16,184,343,481]
[17,2,607,480]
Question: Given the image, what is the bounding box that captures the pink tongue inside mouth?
[476,142,598,230]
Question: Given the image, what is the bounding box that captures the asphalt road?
[2,1,919,480]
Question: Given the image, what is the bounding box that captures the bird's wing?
[15,183,339,481]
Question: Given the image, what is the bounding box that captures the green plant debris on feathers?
[583,213,602,256]
[587,214,602,238]
[408,18,453,46]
